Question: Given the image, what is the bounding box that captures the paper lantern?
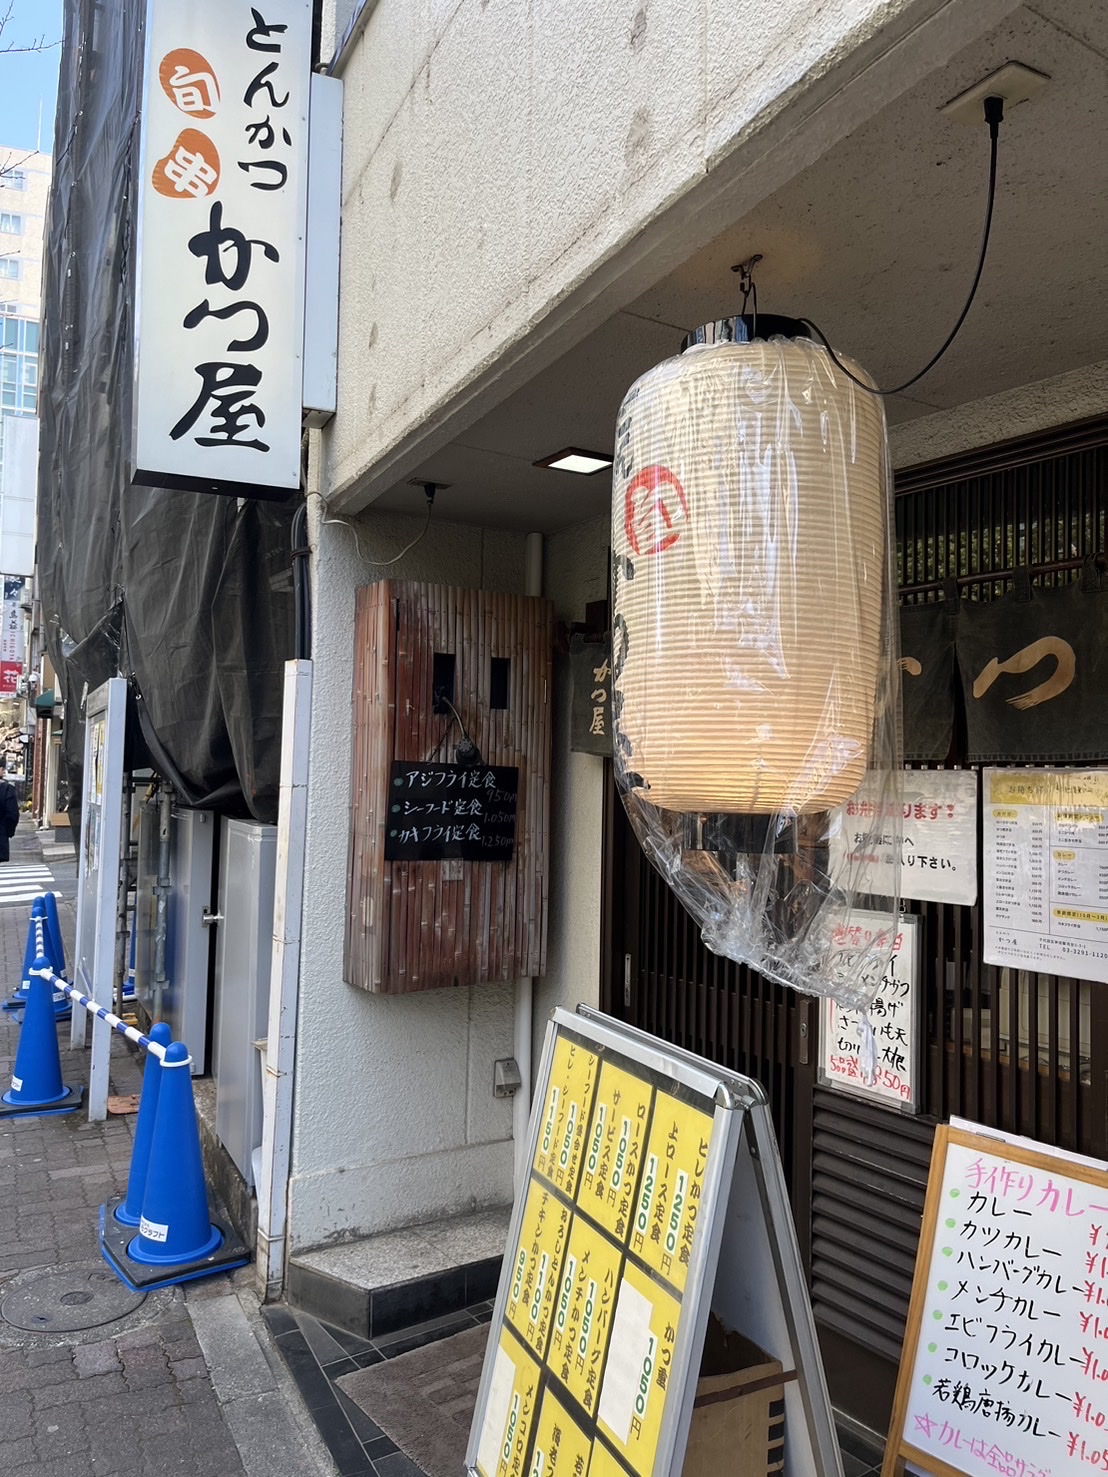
[612,319,889,816]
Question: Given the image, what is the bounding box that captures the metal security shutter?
[810,1090,932,1362]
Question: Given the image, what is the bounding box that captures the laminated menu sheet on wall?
[983,767,1108,985]
[883,1120,1108,1477]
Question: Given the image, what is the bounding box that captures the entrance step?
[288,1206,510,1341]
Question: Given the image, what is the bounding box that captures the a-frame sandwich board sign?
[466,1005,844,1477]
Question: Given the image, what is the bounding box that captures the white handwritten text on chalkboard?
[386,763,519,862]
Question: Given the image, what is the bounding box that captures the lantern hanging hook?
[731,254,763,315]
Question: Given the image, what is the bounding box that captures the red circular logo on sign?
[624,465,688,557]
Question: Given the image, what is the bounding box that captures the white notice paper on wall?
[831,770,978,907]
[820,914,920,1112]
[983,767,1108,985]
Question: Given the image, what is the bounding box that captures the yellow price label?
[586,1441,628,1477]
[577,1060,653,1246]
[475,1331,541,1477]
[505,1180,571,1362]
[1054,908,1108,925]
[534,1036,601,1198]
[548,1215,623,1418]
[595,1260,680,1476]
[527,1387,592,1477]
[989,771,1108,809]
[630,1091,713,1294]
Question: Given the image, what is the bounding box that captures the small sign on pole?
[570,636,613,756]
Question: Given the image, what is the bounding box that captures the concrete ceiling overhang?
[365,0,1108,534]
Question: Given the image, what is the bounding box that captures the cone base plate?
[0,1085,83,1119]
[4,1003,72,1024]
[98,1195,250,1292]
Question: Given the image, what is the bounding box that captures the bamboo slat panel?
[345,580,553,994]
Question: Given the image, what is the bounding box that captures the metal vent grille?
[809,1090,933,1362]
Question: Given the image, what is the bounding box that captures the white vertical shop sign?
[0,574,25,695]
[132,0,312,498]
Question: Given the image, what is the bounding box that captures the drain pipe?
[515,532,543,1186]
[151,783,172,1022]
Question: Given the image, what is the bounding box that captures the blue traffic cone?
[0,958,82,1119]
[111,1022,172,1227]
[128,1044,222,1266]
[42,891,67,979]
[121,910,136,1001]
[100,1041,249,1290]
[2,900,46,1013]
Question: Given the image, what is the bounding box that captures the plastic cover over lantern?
[611,318,902,1013]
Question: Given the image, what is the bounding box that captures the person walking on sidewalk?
[0,763,19,864]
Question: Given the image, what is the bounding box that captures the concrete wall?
[889,359,1108,468]
[323,0,1018,509]
[289,494,527,1249]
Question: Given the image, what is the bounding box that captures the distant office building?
[0,145,49,583]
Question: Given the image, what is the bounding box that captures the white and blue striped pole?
[28,959,167,1062]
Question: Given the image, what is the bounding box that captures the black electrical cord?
[801,94,1004,396]
[291,499,311,661]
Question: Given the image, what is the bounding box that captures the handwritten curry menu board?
[474,1025,717,1477]
[384,762,519,862]
[883,1123,1108,1477]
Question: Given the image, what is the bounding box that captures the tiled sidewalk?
[0,821,333,1477]
[264,1299,495,1477]
[268,1298,887,1477]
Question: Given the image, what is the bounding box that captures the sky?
[0,0,64,155]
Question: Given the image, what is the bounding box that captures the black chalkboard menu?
[385,762,519,862]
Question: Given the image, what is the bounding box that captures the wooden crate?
[345,580,553,994]
[684,1326,787,1477]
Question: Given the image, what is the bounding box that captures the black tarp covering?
[37,0,294,824]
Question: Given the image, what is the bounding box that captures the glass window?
[0,213,23,235]
[0,258,19,280]
[20,385,36,412]
[22,359,37,386]
[0,355,16,383]
[24,322,39,353]
[4,172,27,191]
[1,319,16,349]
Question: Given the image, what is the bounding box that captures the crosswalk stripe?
[0,858,60,907]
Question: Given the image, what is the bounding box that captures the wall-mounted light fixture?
[533,448,614,475]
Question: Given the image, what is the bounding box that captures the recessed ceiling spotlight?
[533,448,614,475]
